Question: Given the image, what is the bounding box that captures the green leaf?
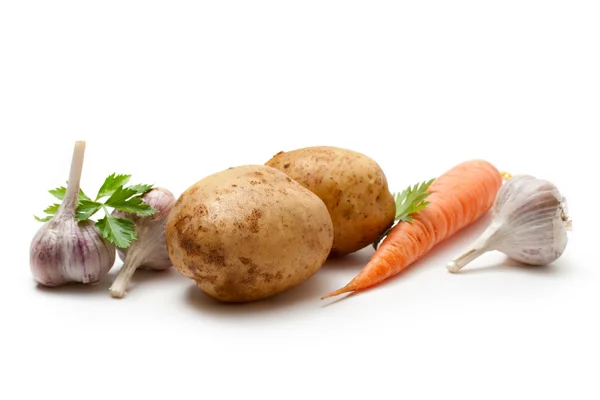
[372,178,435,249]
[105,187,157,216]
[49,186,66,200]
[78,188,92,202]
[96,213,137,248]
[49,186,91,202]
[113,200,157,216]
[43,203,61,215]
[104,186,139,206]
[75,200,103,221]
[35,172,156,249]
[34,203,60,222]
[126,184,154,195]
[96,173,131,200]
[34,215,53,222]
[394,178,435,222]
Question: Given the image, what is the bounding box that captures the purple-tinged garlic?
[30,141,116,286]
[447,174,572,273]
[109,187,176,298]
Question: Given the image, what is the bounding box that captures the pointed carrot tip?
[321,284,355,300]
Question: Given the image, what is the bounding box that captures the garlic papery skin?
[108,187,176,298]
[30,141,116,286]
[447,174,571,273]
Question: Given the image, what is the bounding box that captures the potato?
[165,165,333,303]
[265,146,395,257]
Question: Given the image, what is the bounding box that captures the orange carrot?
[322,159,503,299]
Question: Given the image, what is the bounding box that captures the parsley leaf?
[96,173,132,200]
[96,213,137,248]
[105,186,156,216]
[49,186,91,202]
[126,184,154,195]
[34,215,53,222]
[373,178,435,250]
[394,178,435,222]
[104,186,139,206]
[75,200,103,221]
[34,203,61,221]
[43,203,61,215]
[49,187,66,200]
[35,173,156,248]
[79,189,92,202]
[109,197,157,216]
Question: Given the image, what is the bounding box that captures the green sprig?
[35,174,156,248]
[373,178,435,250]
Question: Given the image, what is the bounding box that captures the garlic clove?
[447,174,571,272]
[30,141,116,286]
[30,219,116,286]
[108,187,176,298]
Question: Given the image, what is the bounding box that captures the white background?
[1,1,598,399]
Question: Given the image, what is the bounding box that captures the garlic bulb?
[447,174,571,272]
[30,141,116,286]
[108,187,176,298]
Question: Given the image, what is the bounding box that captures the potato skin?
[265,146,395,257]
[165,165,333,302]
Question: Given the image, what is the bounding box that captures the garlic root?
[447,248,489,273]
[447,223,500,272]
[109,247,146,298]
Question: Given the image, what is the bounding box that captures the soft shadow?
[389,211,494,276]
[453,256,567,276]
[313,248,379,307]
[33,265,183,297]
[319,212,495,305]
[323,247,374,269]
[34,269,119,296]
[126,267,180,289]
[185,248,378,314]
[320,291,358,308]
[184,269,335,317]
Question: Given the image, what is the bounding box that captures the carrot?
[321,159,503,299]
